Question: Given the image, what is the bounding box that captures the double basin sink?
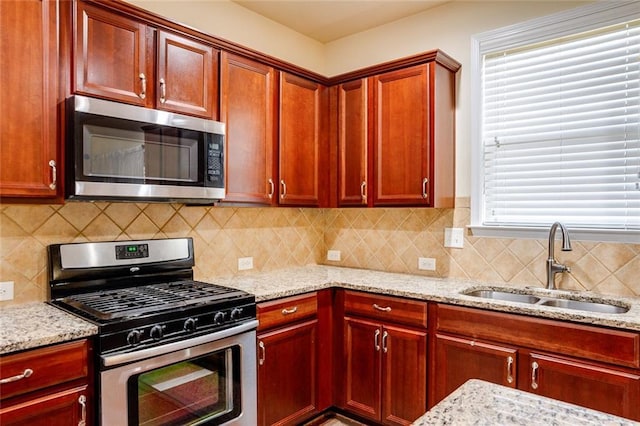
[462,288,630,314]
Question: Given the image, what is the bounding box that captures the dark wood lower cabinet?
[0,386,88,426]
[433,334,517,403]
[523,352,640,420]
[430,304,640,421]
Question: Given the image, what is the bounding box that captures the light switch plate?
[327,250,341,261]
[238,257,254,271]
[0,281,14,301]
[444,228,465,248]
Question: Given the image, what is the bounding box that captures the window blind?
[481,20,640,230]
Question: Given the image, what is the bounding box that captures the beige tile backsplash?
[1,199,639,306]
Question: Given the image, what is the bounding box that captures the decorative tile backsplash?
[1,199,638,306]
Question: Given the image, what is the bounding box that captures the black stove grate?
[59,280,247,321]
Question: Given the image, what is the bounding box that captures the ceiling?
[231,0,450,43]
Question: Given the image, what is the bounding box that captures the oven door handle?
[101,320,258,367]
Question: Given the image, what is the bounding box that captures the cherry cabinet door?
[370,64,430,206]
[75,1,153,106]
[157,30,217,119]
[0,386,89,426]
[0,0,61,199]
[337,79,368,206]
[257,320,318,426]
[278,72,328,206]
[382,324,428,425]
[523,352,640,421]
[220,52,278,204]
[432,334,518,405]
[343,317,382,422]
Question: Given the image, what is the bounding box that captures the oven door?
[100,322,257,426]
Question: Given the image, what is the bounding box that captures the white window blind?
[480,19,640,231]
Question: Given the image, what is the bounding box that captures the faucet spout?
[546,222,572,290]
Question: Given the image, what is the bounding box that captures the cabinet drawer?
[343,290,427,329]
[436,304,640,368]
[0,339,89,401]
[258,293,317,331]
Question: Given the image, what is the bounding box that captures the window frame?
[470,0,640,244]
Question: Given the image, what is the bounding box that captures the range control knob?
[184,317,197,333]
[230,307,244,320]
[150,325,164,341]
[213,311,226,325]
[126,329,142,346]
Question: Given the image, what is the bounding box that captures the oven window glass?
[81,118,199,182]
[132,346,241,426]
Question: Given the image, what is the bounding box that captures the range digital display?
[116,243,149,259]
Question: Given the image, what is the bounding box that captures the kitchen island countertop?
[414,379,639,425]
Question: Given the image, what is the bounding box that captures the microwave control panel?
[206,134,224,187]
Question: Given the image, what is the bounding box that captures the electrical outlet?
[327,250,341,261]
[237,257,253,271]
[444,227,465,248]
[418,257,436,271]
[0,281,14,301]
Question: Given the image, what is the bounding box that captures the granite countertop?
[0,302,97,355]
[218,264,640,332]
[3,264,640,355]
[414,379,639,425]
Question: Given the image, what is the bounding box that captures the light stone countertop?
[3,264,640,355]
[0,302,98,355]
[413,379,639,425]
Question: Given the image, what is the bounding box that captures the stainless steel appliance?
[48,238,256,425]
[66,95,225,203]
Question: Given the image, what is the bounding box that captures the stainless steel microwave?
[66,95,225,203]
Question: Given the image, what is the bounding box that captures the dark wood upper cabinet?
[220,52,278,205]
[75,1,153,107]
[0,0,66,200]
[336,59,457,208]
[156,30,217,118]
[75,1,217,119]
[337,79,368,206]
[278,72,329,206]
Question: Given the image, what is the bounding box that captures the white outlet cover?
[237,257,254,271]
[327,250,341,261]
[418,257,436,271]
[0,281,14,301]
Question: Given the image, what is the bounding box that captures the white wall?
[126,0,593,198]
[126,0,326,73]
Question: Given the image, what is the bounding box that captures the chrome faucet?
[546,222,572,290]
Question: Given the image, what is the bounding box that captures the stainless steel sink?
[538,298,628,314]
[462,288,630,314]
[464,290,540,304]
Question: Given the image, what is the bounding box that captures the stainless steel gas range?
[47,237,257,426]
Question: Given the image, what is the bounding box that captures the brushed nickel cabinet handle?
[268,178,275,198]
[360,181,367,202]
[531,361,539,389]
[281,306,298,315]
[422,177,429,199]
[280,180,287,199]
[159,78,166,104]
[0,368,33,384]
[78,395,87,426]
[48,160,57,190]
[139,73,146,99]
[507,356,514,384]
[374,329,381,351]
[258,341,265,366]
[373,303,391,312]
[382,330,388,353]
